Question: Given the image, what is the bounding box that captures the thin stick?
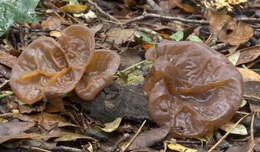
[120,60,151,74]
[208,113,250,152]
[0,80,9,89]
[122,13,209,25]
[248,112,256,152]
[237,17,260,23]
[121,120,147,152]
[86,0,121,24]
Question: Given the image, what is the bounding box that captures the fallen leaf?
[0,50,18,68]
[172,0,199,14]
[220,122,248,135]
[90,24,103,34]
[209,10,253,46]
[236,45,260,65]
[41,16,62,30]
[143,42,153,50]
[61,4,87,14]
[228,51,240,65]
[0,121,34,144]
[136,31,156,44]
[18,112,79,129]
[240,99,247,108]
[50,31,62,38]
[170,31,184,41]
[188,34,203,42]
[129,126,170,150]
[106,28,136,45]
[55,132,96,142]
[238,68,260,82]
[96,117,122,133]
[219,21,254,46]
[168,143,198,152]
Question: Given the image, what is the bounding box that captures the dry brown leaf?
[41,16,62,31]
[209,10,254,46]
[0,50,17,68]
[238,68,260,82]
[219,21,254,45]
[18,112,79,130]
[0,121,35,144]
[236,45,260,65]
[128,126,170,150]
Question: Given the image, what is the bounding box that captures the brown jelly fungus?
[144,41,243,137]
[10,25,95,104]
[75,49,120,101]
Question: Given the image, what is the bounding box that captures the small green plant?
[169,31,184,41]
[0,0,39,36]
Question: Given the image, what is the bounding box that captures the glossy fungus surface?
[75,49,120,101]
[10,25,95,104]
[144,41,243,137]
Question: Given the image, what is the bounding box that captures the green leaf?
[95,117,122,133]
[187,34,203,43]
[169,31,184,41]
[0,91,13,98]
[0,0,39,36]
[137,31,155,44]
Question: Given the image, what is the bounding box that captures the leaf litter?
[0,0,260,151]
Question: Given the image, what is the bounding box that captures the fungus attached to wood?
[10,25,95,104]
[144,41,243,137]
[75,49,120,101]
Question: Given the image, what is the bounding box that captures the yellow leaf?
[61,4,87,14]
[168,143,197,152]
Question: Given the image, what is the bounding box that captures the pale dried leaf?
[106,28,136,45]
[220,122,248,135]
[238,68,260,82]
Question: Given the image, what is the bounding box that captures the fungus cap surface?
[145,41,243,137]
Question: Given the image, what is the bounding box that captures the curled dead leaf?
[219,21,254,46]
[236,45,260,65]
[209,10,254,46]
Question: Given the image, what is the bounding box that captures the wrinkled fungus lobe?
[144,41,243,137]
[10,25,95,104]
[75,49,120,101]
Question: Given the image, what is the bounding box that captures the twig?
[208,113,250,152]
[249,112,256,152]
[211,43,229,51]
[115,60,152,79]
[121,120,147,152]
[0,80,9,89]
[86,0,121,24]
[122,13,209,25]
[236,17,260,23]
